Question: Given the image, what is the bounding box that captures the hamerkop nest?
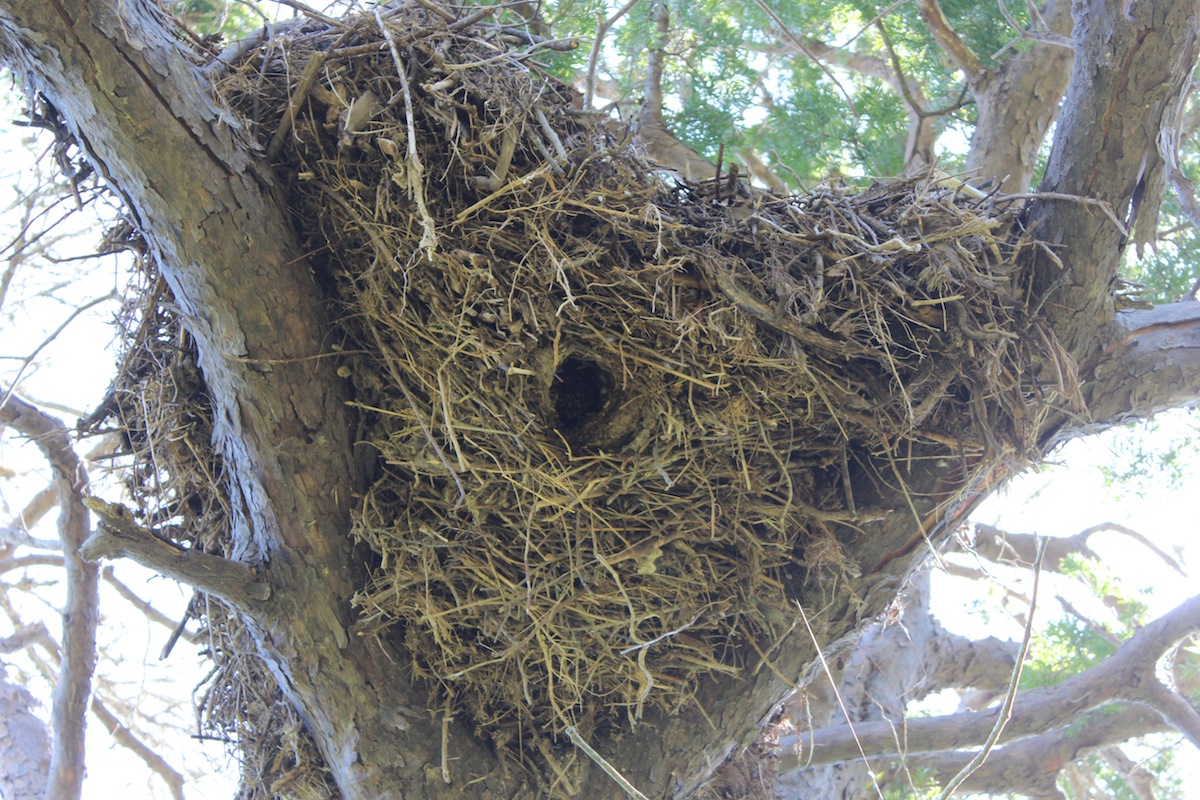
[84,1,1078,792]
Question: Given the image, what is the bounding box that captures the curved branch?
[90,695,185,800]
[793,592,1200,766]
[969,523,1100,571]
[79,497,271,611]
[0,395,97,800]
[916,0,985,84]
[1085,302,1200,425]
[583,0,641,110]
[1136,681,1200,748]
[900,704,1169,798]
[100,566,197,644]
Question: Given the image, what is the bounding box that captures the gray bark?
[0,2,502,797]
[0,672,50,800]
[776,567,1019,798]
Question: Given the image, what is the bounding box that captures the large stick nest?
[89,0,1078,790]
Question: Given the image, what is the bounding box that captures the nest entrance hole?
[552,356,613,431]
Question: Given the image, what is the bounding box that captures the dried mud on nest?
[87,1,1079,792]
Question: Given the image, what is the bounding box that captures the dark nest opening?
[84,1,1082,794]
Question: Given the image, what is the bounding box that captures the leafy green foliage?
[1021,552,1151,691]
[176,0,265,40]
[1066,747,1187,800]
[880,766,942,799]
[1021,615,1119,690]
[1096,412,1200,502]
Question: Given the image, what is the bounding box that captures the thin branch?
[0,394,97,800]
[0,524,61,551]
[748,36,893,82]
[1098,746,1158,800]
[1138,681,1200,749]
[101,566,198,645]
[938,537,1047,798]
[0,622,56,654]
[90,695,185,800]
[583,0,642,111]
[1057,594,1123,647]
[875,22,930,118]
[80,497,271,612]
[751,0,858,117]
[0,291,116,410]
[876,22,972,120]
[796,601,887,798]
[993,0,1073,55]
[5,608,187,799]
[794,592,1200,766]
[900,704,1168,797]
[1076,522,1187,577]
[0,553,66,573]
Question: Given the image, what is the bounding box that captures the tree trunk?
[965,0,1074,192]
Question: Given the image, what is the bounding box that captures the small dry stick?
[563,726,650,800]
[937,536,1048,799]
[796,602,886,798]
[266,51,329,162]
[441,698,453,784]
[376,8,438,256]
[998,191,1128,237]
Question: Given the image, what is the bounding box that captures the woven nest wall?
[87,0,1077,787]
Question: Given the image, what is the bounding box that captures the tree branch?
[635,1,716,180]
[792,592,1200,766]
[100,566,197,644]
[0,3,523,794]
[90,694,185,800]
[1099,746,1159,800]
[1027,0,1200,349]
[79,497,270,611]
[1085,302,1200,426]
[0,622,55,655]
[1136,681,1200,749]
[938,538,1047,798]
[582,0,641,111]
[969,522,1099,571]
[899,704,1169,798]
[965,0,1074,191]
[916,0,985,84]
[0,394,97,800]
